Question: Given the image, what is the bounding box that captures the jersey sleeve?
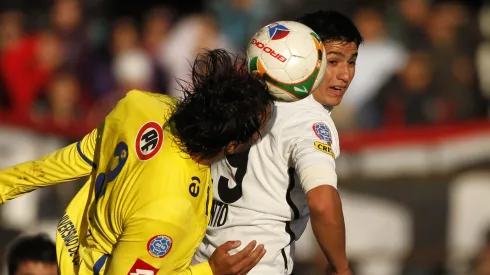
[0,126,98,203]
[281,113,340,192]
[106,198,213,275]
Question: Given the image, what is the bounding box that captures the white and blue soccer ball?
[247,21,327,102]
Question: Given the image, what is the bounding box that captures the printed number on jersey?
[210,149,250,227]
[217,149,250,203]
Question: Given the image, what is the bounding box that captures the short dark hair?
[6,234,57,275]
[168,49,274,160]
[297,10,363,47]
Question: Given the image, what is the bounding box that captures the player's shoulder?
[114,90,177,116]
[126,89,177,103]
[129,89,177,106]
[135,128,210,183]
[106,90,177,135]
[276,95,334,118]
[274,96,337,137]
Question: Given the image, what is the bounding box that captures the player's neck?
[312,92,334,111]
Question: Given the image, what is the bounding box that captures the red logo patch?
[127,259,158,275]
[135,122,164,161]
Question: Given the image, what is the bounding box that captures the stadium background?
[0,0,489,274]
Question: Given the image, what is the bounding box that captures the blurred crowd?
[0,0,488,133]
[336,0,489,130]
[0,0,274,132]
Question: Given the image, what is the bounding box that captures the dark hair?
[6,234,57,275]
[297,10,363,47]
[168,49,274,160]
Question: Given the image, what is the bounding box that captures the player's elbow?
[306,185,341,217]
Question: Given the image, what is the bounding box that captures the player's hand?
[209,240,266,275]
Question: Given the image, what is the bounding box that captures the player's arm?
[0,126,99,203]
[307,185,348,275]
[106,199,265,275]
[285,119,350,274]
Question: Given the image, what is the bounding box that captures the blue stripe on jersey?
[77,141,94,167]
[93,254,109,275]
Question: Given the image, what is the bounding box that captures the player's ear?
[224,142,238,155]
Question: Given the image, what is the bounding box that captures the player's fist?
[209,240,266,275]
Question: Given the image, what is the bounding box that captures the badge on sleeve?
[314,141,335,158]
[147,235,172,258]
[128,259,158,275]
[312,122,332,144]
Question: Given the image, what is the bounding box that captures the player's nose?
[337,66,350,83]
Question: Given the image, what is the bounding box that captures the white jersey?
[193,95,340,274]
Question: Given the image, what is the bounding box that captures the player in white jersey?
[193,10,363,275]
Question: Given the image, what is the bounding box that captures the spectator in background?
[389,0,431,50]
[110,17,139,56]
[88,17,157,125]
[31,72,86,129]
[207,0,273,48]
[142,7,174,94]
[50,0,91,89]
[476,3,490,108]
[6,234,57,275]
[90,17,137,101]
[0,26,64,121]
[0,11,23,50]
[374,51,441,126]
[142,6,174,56]
[426,2,483,121]
[112,49,154,93]
[334,6,407,130]
[159,13,234,98]
[0,11,23,109]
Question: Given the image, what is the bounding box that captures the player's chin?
[325,95,344,107]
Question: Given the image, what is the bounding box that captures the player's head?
[297,10,363,107]
[6,234,57,275]
[168,49,274,164]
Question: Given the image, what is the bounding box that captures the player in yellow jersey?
[0,49,274,275]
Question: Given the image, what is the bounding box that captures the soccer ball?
[247,21,327,102]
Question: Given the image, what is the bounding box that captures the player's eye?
[348,60,357,66]
[328,60,338,65]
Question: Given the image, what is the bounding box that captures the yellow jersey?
[0,90,213,275]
